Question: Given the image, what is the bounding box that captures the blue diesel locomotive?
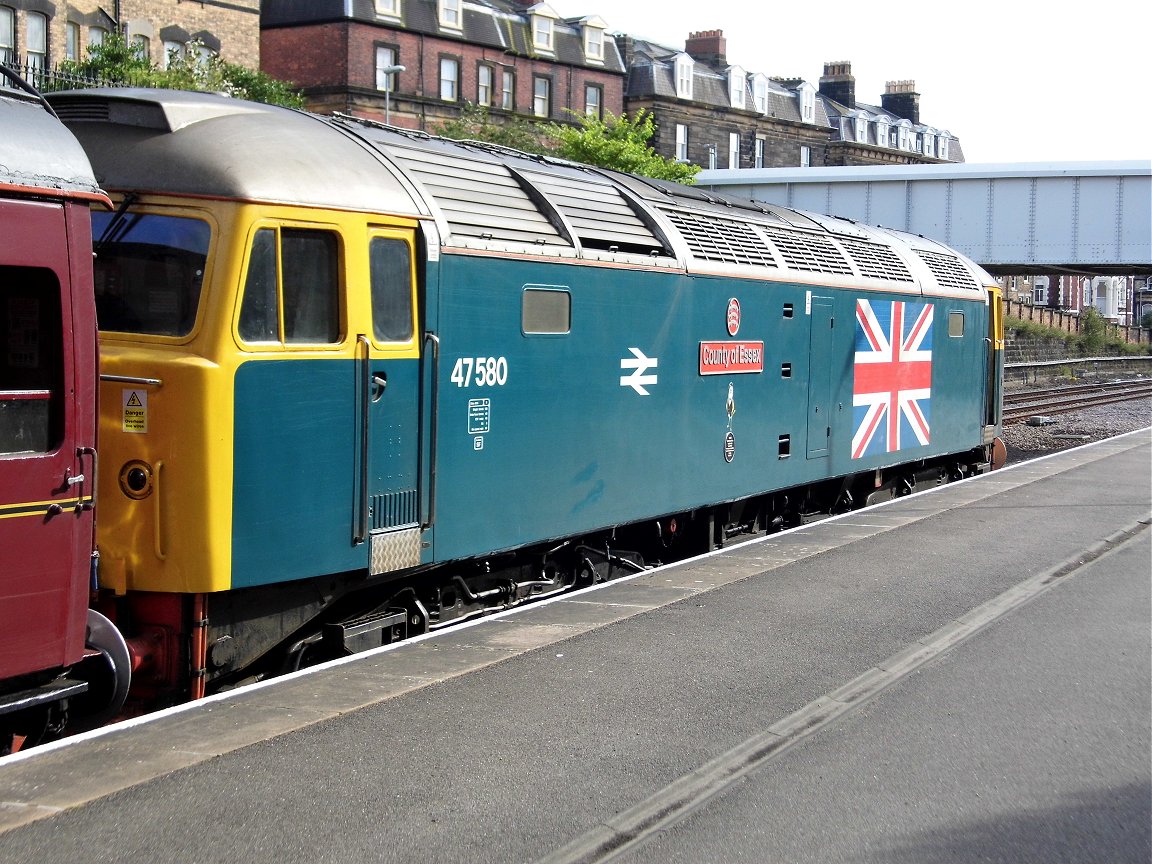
[47,88,1004,706]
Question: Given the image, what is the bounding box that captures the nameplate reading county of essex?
[699,341,765,375]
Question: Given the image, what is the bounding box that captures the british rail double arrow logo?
[620,347,658,395]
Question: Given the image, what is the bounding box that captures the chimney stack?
[819,61,855,109]
[882,80,920,125]
[685,30,727,68]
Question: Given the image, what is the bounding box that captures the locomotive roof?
[0,91,107,202]
[45,88,994,299]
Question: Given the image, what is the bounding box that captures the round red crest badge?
[726,298,741,337]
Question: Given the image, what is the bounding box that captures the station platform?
[1,429,1149,863]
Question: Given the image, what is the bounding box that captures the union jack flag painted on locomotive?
[851,299,933,459]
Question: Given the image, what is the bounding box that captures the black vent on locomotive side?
[659,209,779,268]
[760,226,854,276]
[837,237,916,282]
[914,249,981,291]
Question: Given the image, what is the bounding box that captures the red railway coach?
[0,77,118,753]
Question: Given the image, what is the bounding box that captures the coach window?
[369,235,415,343]
[522,287,570,335]
[948,311,965,337]
[239,227,341,345]
[0,267,62,454]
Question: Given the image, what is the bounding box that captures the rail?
[1003,379,1152,424]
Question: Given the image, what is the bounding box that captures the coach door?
[0,200,92,678]
[357,228,423,574]
[806,296,835,459]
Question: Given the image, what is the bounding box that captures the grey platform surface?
[1,430,1149,863]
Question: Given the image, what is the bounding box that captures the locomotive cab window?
[0,267,63,454]
[369,235,415,344]
[239,227,342,345]
[92,210,210,336]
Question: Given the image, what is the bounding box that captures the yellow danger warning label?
[122,389,148,433]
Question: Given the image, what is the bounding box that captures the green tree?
[547,110,699,184]
[1078,306,1107,355]
[434,103,552,154]
[61,32,303,108]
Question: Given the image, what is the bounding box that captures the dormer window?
[938,134,950,160]
[875,116,890,148]
[530,5,559,53]
[797,83,816,124]
[728,66,745,109]
[752,75,769,114]
[439,0,461,30]
[581,16,607,63]
[674,54,694,100]
[533,16,553,51]
[922,130,935,156]
[375,0,400,18]
[897,120,912,151]
[855,113,868,144]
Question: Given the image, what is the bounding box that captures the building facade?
[623,31,963,170]
[260,0,626,130]
[0,0,260,72]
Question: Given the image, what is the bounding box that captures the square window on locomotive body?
[0,266,63,454]
[522,288,570,334]
[948,310,965,337]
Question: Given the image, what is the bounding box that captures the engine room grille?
[761,227,854,276]
[523,170,667,255]
[387,146,567,247]
[915,250,980,291]
[838,238,915,282]
[660,209,778,268]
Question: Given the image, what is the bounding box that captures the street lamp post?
[381,64,406,125]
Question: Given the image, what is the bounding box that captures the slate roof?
[624,36,830,128]
[261,0,626,73]
[822,97,965,161]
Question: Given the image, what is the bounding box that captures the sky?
[554,0,1152,165]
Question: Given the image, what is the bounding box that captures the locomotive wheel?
[70,609,132,731]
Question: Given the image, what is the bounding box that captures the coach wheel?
[70,609,132,731]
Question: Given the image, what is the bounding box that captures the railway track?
[1003,379,1152,424]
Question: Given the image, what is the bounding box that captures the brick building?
[623,31,963,170]
[260,0,626,130]
[0,1,260,72]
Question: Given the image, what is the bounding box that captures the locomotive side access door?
[806,296,835,459]
[358,228,423,574]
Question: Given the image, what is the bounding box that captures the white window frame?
[855,114,868,144]
[938,135,950,159]
[533,75,551,118]
[477,64,493,106]
[439,57,459,101]
[674,54,693,100]
[88,26,108,48]
[375,0,401,18]
[439,0,461,30]
[800,145,811,167]
[728,66,745,110]
[675,124,688,162]
[584,26,603,62]
[754,137,765,168]
[875,117,890,148]
[375,46,398,91]
[162,39,185,68]
[27,11,47,69]
[501,69,514,110]
[0,7,13,66]
[532,15,553,52]
[585,83,602,118]
[728,132,740,169]
[753,75,769,114]
[65,21,80,61]
[130,33,149,62]
[798,83,816,124]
